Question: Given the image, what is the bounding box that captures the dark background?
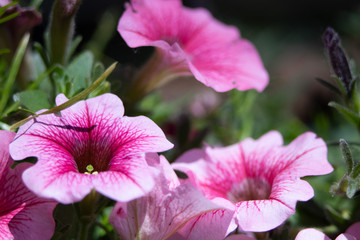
[29,0,360,64]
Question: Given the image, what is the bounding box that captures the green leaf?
[33,42,50,68]
[339,139,354,174]
[346,178,358,198]
[332,76,348,97]
[330,176,348,196]
[14,90,51,112]
[328,101,360,129]
[0,121,10,131]
[65,51,94,97]
[0,33,29,117]
[91,62,105,82]
[2,65,61,117]
[350,163,360,179]
[65,35,82,63]
[30,0,43,10]
[10,62,117,130]
[0,1,18,17]
[0,11,19,24]
[315,77,341,95]
[88,81,110,98]
[0,48,10,55]
[88,61,107,98]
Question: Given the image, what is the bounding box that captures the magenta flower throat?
[10,93,173,204]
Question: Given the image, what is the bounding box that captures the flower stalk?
[75,190,100,240]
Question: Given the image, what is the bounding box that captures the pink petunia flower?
[172,131,333,232]
[0,130,57,240]
[9,93,173,204]
[118,0,268,94]
[295,222,360,240]
[109,154,236,240]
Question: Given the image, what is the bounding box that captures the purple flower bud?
[323,27,353,97]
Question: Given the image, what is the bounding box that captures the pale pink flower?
[118,0,268,93]
[9,93,173,204]
[172,131,333,232]
[295,222,360,240]
[109,154,236,240]
[0,130,57,240]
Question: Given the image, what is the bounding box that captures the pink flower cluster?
[0,0,342,239]
[2,92,333,239]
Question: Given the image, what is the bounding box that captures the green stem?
[0,33,29,118]
[75,190,100,240]
[77,219,91,240]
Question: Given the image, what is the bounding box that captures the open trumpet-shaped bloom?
[0,130,57,240]
[295,222,360,240]
[118,0,268,92]
[172,131,333,232]
[109,154,236,240]
[10,93,173,204]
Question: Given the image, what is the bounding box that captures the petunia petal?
[0,130,57,240]
[345,222,360,239]
[234,179,313,232]
[295,228,331,240]
[271,132,333,177]
[175,198,236,240]
[109,155,228,240]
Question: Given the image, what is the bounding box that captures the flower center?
[72,137,113,174]
[84,164,98,175]
[227,178,271,203]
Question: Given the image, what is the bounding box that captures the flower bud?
[323,27,353,97]
[48,0,82,65]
